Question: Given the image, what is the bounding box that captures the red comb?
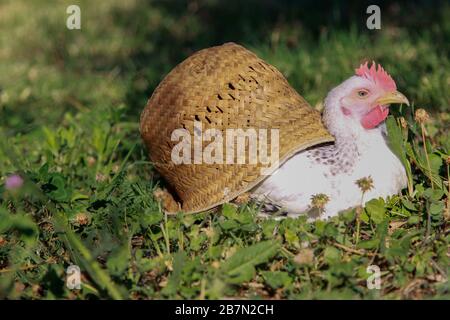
[355,61,397,91]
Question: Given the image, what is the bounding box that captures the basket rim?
[164,134,335,215]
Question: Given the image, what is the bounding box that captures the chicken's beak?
[376,91,410,106]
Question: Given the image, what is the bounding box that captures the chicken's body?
[252,124,407,219]
[252,66,409,219]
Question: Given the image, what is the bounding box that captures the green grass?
[0,0,448,299]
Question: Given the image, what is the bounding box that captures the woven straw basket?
[140,42,334,214]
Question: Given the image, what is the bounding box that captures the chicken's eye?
[357,90,369,98]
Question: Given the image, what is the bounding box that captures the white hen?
[252,62,409,219]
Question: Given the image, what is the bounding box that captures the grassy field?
[0,0,448,299]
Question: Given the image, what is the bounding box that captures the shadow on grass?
[107,0,447,116]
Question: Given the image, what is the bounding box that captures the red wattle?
[361,105,389,129]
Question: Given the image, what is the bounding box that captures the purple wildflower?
[5,174,24,190]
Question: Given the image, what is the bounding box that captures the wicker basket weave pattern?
[140,43,334,214]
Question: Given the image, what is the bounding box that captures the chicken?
[251,62,410,219]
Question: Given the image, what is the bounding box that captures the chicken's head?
[324,62,409,135]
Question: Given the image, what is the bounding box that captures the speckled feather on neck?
[306,141,359,176]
